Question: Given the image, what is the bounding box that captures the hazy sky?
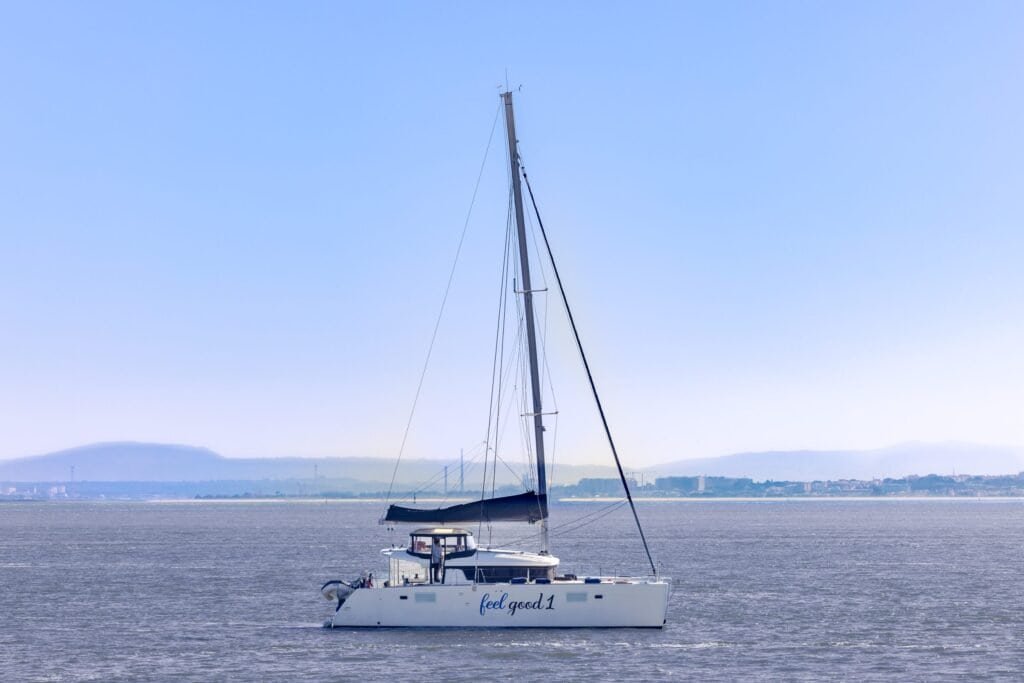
[2,2,1022,465]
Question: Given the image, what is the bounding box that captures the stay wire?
[520,166,659,577]
[395,443,488,503]
[523,204,562,487]
[500,499,628,549]
[384,102,502,507]
[482,189,515,505]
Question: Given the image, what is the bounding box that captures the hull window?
[459,567,529,583]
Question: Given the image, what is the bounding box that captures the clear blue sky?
[1,2,1022,465]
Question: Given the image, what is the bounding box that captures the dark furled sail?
[384,491,547,524]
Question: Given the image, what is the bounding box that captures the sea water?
[1,499,1022,681]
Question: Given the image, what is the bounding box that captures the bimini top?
[384,491,548,525]
[410,528,472,537]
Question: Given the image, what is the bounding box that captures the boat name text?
[479,592,555,616]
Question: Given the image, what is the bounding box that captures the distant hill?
[4,440,1023,488]
[647,442,1024,481]
[0,442,617,487]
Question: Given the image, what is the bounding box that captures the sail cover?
[384,491,548,524]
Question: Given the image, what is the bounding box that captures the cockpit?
[383,526,558,586]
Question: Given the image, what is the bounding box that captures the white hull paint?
[327,580,670,629]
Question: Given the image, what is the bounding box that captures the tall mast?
[502,91,549,553]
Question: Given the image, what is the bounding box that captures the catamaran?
[321,91,670,628]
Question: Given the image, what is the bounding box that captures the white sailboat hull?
[326,580,670,628]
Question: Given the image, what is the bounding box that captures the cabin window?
[459,566,531,583]
[409,533,476,558]
[566,592,587,603]
[414,592,436,603]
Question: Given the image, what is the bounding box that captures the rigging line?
[482,255,527,485]
[489,188,515,503]
[513,210,540,490]
[490,449,529,487]
[495,275,523,499]
[523,194,550,289]
[390,462,487,508]
[549,411,559,488]
[480,193,515,551]
[489,370,532,486]
[512,294,537,494]
[520,316,539,492]
[522,193,552,405]
[393,445,488,503]
[482,187,515,504]
[520,198,561,453]
[529,270,561,489]
[491,354,527,484]
[500,499,628,548]
[517,160,559,511]
[487,319,522,470]
[383,101,502,507]
[525,283,560,490]
[488,270,535,494]
[548,501,629,541]
[521,168,659,577]
[522,193,552,365]
[486,183,515,505]
[493,339,521,445]
[549,499,626,532]
[493,408,525,485]
[518,160,560,446]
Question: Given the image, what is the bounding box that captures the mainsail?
[384,491,547,524]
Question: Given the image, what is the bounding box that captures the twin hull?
[328,580,669,628]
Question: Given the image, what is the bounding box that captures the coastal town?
[558,473,1024,498]
[5,472,1024,501]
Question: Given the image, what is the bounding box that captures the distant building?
[575,478,633,496]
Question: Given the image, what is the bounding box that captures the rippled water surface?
[2,499,1023,681]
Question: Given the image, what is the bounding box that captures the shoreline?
[133,495,1024,504]
[560,496,1024,503]
[6,495,1024,504]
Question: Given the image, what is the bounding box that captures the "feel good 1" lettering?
[479,592,556,616]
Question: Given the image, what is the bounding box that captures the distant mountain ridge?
[2,440,1022,485]
[648,442,1024,481]
[0,442,618,486]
